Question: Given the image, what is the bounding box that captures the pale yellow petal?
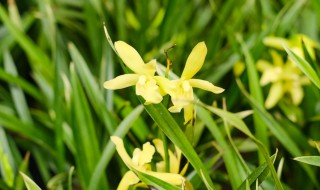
[168,105,184,113]
[256,60,272,72]
[156,161,166,172]
[260,69,280,86]
[189,79,224,94]
[300,76,311,85]
[291,34,318,48]
[183,103,194,125]
[117,171,140,190]
[270,50,283,66]
[288,85,304,105]
[233,61,245,77]
[145,171,183,185]
[115,41,145,72]
[132,142,156,167]
[115,41,156,75]
[139,142,155,166]
[132,148,142,166]
[291,47,304,59]
[153,139,180,174]
[263,36,289,50]
[179,162,189,176]
[111,136,134,166]
[265,82,283,109]
[168,80,194,112]
[104,74,139,89]
[154,76,172,95]
[136,76,163,104]
[143,59,157,76]
[181,42,207,79]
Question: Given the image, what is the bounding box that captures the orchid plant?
[104,41,224,123]
[257,50,310,109]
[256,34,318,109]
[111,136,193,190]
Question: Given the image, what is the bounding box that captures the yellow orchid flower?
[157,42,224,123]
[111,136,185,190]
[152,139,184,174]
[263,34,318,59]
[104,41,163,104]
[257,50,310,109]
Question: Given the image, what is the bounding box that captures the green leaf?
[0,68,43,101]
[294,156,320,167]
[283,45,320,89]
[68,43,117,134]
[20,172,41,190]
[68,167,75,190]
[203,105,253,138]
[4,49,33,124]
[0,146,14,187]
[0,110,54,154]
[196,105,245,189]
[131,167,181,190]
[88,105,144,190]
[143,101,216,189]
[237,34,269,163]
[238,152,277,190]
[237,78,318,187]
[0,4,53,82]
[70,64,108,189]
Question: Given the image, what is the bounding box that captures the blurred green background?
[0,0,319,189]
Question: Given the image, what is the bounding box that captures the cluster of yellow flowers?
[257,34,316,109]
[111,136,193,190]
[104,41,224,123]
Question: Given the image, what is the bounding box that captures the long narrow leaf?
[143,101,216,189]
[294,156,320,167]
[20,172,41,190]
[68,43,117,134]
[88,105,144,190]
[284,45,320,89]
[238,152,277,190]
[237,78,318,187]
[70,64,108,189]
[0,4,53,82]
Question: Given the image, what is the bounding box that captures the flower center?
[136,75,163,104]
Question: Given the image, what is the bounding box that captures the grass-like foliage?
[0,0,319,190]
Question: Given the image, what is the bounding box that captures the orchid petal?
[265,82,283,109]
[288,85,304,105]
[132,142,155,166]
[117,171,140,190]
[233,61,246,77]
[270,50,283,66]
[111,137,183,187]
[260,69,280,86]
[115,41,156,75]
[263,36,289,50]
[104,74,139,89]
[136,76,163,104]
[145,170,183,185]
[184,103,194,125]
[111,136,135,167]
[181,42,207,79]
[189,79,224,94]
[153,139,180,174]
[115,41,145,72]
[256,60,272,71]
[167,80,194,112]
[155,161,166,172]
[154,76,173,95]
[179,162,189,176]
[168,105,184,113]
